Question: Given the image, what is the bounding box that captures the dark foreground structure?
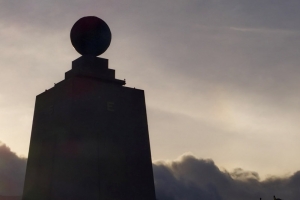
[22,17,156,200]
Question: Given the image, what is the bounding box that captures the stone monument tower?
[22,16,156,200]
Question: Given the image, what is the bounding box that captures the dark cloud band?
[0,143,298,199]
[153,154,300,200]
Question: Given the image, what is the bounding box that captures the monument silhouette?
[22,16,156,200]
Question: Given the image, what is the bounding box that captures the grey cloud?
[0,143,26,196]
[153,154,300,200]
[2,0,300,30]
[0,142,298,200]
[2,0,300,98]
[184,0,300,30]
[106,0,300,101]
[138,16,300,117]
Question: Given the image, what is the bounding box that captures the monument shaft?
[22,57,156,200]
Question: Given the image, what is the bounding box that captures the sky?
[1,0,300,198]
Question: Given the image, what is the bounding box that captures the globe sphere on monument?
[70,16,112,56]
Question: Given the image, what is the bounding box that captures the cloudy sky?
[0,145,299,199]
[1,0,300,198]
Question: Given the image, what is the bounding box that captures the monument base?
[22,58,156,200]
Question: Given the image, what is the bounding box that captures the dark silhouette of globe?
[70,16,111,56]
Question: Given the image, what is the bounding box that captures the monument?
[22,16,156,200]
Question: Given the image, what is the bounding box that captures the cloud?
[153,154,300,200]
[0,143,26,196]
[0,141,299,200]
